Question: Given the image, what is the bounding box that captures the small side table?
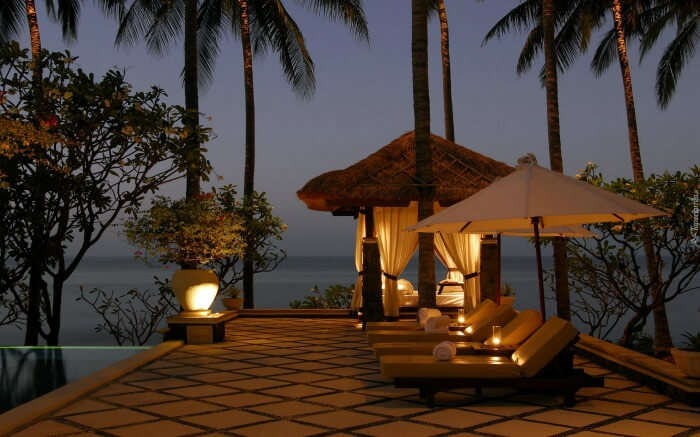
[167,311,238,345]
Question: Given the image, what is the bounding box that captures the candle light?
[457,309,465,325]
[492,325,502,346]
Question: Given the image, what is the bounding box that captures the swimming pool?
[0,346,148,413]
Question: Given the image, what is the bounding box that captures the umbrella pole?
[532,217,546,320]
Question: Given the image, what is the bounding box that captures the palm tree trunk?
[181,0,200,272]
[611,0,672,352]
[437,0,454,142]
[240,0,256,309]
[542,0,570,321]
[24,0,44,346]
[184,0,201,203]
[412,0,436,308]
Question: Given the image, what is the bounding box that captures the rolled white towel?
[433,341,457,361]
[425,315,451,333]
[418,308,442,328]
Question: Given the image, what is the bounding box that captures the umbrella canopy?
[502,225,596,238]
[410,158,666,319]
[407,160,664,234]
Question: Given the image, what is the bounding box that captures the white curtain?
[351,214,365,311]
[434,235,463,282]
[375,204,419,317]
[437,232,481,311]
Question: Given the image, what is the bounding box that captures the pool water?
[0,347,147,413]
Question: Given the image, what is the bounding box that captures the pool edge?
[0,341,183,436]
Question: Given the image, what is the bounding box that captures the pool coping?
[575,334,699,406]
[0,340,183,437]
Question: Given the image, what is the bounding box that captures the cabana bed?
[297,132,514,317]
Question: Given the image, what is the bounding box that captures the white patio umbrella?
[408,158,666,319]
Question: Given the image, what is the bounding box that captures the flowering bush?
[125,186,245,267]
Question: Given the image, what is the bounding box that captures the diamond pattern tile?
[30,317,698,437]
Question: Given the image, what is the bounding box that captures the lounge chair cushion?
[463,299,497,326]
[469,304,517,342]
[484,309,541,346]
[366,321,419,331]
[372,341,480,358]
[380,354,521,379]
[512,317,578,378]
[367,330,466,345]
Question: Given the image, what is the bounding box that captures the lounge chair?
[367,302,515,346]
[365,299,497,332]
[372,309,541,358]
[379,317,603,406]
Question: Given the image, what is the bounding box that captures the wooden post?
[362,208,383,327]
[479,234,500,303]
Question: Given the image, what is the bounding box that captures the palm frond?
[292,0,369,42]
[656,17,698,108]
[252,0,316,97]
[516,25,542,75]
[197,0,228,88]
[639,8,674,62]
[0,0,25,43]
[45,0,81,41]
[143,0,185,57]
[483,0,539,46]
[591,27,617,76]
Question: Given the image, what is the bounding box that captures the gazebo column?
[479,234,500,303]
[361,208,383,327]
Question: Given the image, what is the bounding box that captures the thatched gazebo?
[297,131,514,319]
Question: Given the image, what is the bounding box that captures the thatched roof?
[297,131,514,213]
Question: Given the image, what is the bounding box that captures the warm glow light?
[457,309,465,325]
[188,283,219,312]
[492,325,502,346]
[457,316,465,324]
[465,326,473,334]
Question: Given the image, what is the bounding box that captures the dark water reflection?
[0,347,142,413]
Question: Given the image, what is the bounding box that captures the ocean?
[0,255,697,346]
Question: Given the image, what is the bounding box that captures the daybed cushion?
[372,341,480,358]
[512,317,578,378]
[469,304,517,342]
[367,330,466,346]
[380,354,521,379]
[464,299,497,326]
[483,309,542,346]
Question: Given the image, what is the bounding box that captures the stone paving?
[13,318,700,436]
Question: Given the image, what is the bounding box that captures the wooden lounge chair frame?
[391,337,603,407]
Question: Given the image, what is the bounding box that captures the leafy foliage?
[289,284,353,309]
[0,42,208,343]
[681,329,700,352]
[78,278,179,346]
[125,186,245,267]
[548,163,700,345]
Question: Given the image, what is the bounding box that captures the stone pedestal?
[167,311,238,345]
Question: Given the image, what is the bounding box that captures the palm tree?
[103,0,202,210]
[413,0,436,308]
[1,0,82,345]
[639,0,700,108]
[484,0,572,320]
[200,0,367,307]
[430,0,455,142]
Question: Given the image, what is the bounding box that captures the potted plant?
[500,283,516,306]
[222,286,244,311]
[125,188,244,316]
[671,331,700,378]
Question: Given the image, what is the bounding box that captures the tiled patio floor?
[14,318,700,436]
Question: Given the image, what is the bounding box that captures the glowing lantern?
[492,325,503,346]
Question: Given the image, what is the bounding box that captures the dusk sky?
[26,0,700,257]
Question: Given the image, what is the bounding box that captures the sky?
[23,0,700,257]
